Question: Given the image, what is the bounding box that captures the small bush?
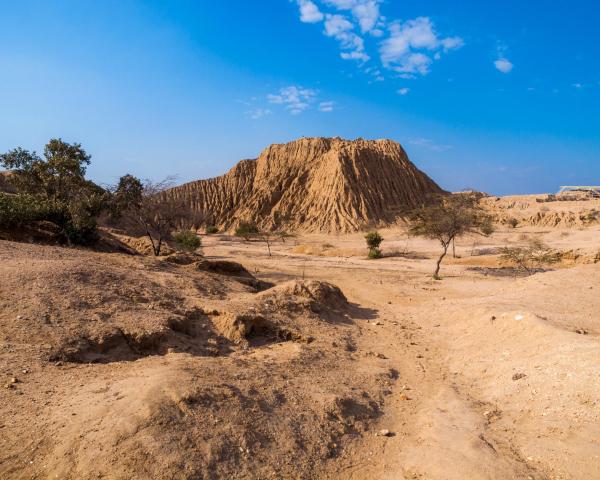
[235,221,259,240]
[507,217,519,228]
[365,231,383,259]
[205,225,219,234]
[172,230,201,252]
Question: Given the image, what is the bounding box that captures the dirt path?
[205,232,600,480]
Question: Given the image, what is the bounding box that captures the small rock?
[22,369,28,374]
[512,373,527,381]
[377,429,392,437]
[371,321,382,326]
[575,328,588,335]
[16,315,23,320]
[376,353,388,359]
[10,377,18,384]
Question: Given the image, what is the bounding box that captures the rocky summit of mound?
[165,137,443,232]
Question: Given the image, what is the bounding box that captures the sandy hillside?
[162,137,443,233]
[1,207,599,479]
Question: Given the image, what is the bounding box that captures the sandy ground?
[201,223,600,480]
[1,216,599,479]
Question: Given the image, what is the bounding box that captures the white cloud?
[318,101,335,112]
[324,14,369,62]
[323,0,383,34]
[292,3,463,78]
[297,0,324,23]
[247,108,272,120]
[380,17,463,76]
[397,87,410,95]
[267,86,318,115]
[409,137,452,152]
[494,58,513,73]
[572,83,582,89]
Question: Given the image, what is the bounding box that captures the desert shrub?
[205,225,219,234]
[507,217,519,228]
[172,230,201,252]
[500,239,560,273]
[365,231,383,259]
[235,221,259,241]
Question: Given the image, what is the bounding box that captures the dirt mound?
[0,240,394,479]
[163,137,443,233]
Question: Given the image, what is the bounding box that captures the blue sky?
[0,0,598,194]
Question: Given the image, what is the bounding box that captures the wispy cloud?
[266,86,334,115]
[323,0,384,34]
[324,13,369,62]
[572,82,582,89]
[318,101,335,112]
[409,137,452,152]
[246,108,272,120]
[397,87,410,95]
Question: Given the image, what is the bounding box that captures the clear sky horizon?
[1,0,598,195]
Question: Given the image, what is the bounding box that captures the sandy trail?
[204,227,600,480]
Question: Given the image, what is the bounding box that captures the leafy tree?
[409,193,494,279]
[365,231,383,259]
[0,139,105,244]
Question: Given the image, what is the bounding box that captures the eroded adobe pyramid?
[164,137,444,232]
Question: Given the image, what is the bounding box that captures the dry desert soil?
[1,196,599,479]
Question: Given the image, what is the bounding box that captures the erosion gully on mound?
[160,137,443,233]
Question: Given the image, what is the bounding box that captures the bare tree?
[408,193,494,279]
[113,175,190,256]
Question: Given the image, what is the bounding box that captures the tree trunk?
[434,241,450,278]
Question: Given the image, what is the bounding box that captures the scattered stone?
[21,369,28,374]
[377,429,392,437]
[10,377,18,384]
[575,328,588,335]
[512,372,527,381]
[376,353,388,359]
[371,321,382,326]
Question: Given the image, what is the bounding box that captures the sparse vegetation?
[500,239,560,273]
[507,217,519,228]
[365,231,383,259]
[235,221,260,241]
[205,225,219,234]
[408,192,494,279]
[112,175,190,256]
[172,230,201,252]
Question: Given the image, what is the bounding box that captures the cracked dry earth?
[1,224,599,479]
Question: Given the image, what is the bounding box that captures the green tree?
[409,193,494,279]
[0,139,105,244]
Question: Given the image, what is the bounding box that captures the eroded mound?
[162,137,443,232]
[0,241,393,480]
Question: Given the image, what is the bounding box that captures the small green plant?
[235,221,259,241]
[205,225,219,234]
[172,230,201,252]
[507,217,519,228]
[365,231,383,259]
